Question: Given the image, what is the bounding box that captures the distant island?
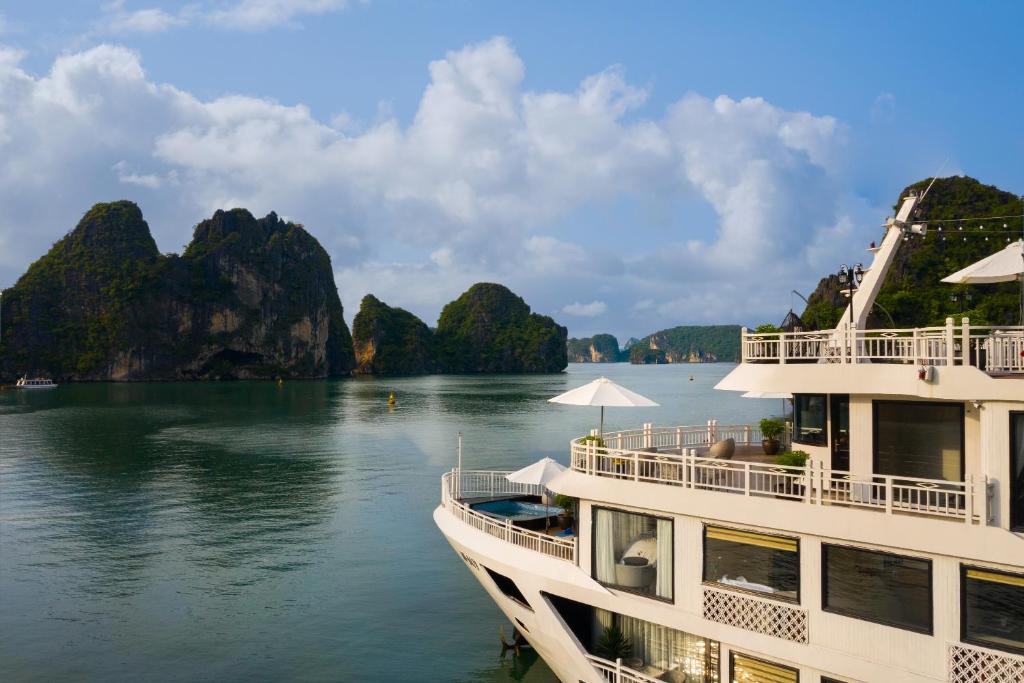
[0,202,566,381]
[566,326,742,364]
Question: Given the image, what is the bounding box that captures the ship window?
[793,394,826,446]
[702,525,799,602]
[592,507,673,601]
[484,567,531,610]
[1012,412,1024,531]
[961,565,1024,655]
[873,401,963,481]
[729,651,798,682]
[822,544,932,634]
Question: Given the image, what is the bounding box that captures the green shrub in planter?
[759,418,784,439]
[581,435,606,448]
[774,450,810,467]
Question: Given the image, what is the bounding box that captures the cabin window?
[729,652,798,682]
[873,401,963,481]
[961,565,1024,655]
[592,507,673,601]
[484,567,531,610]
[822,544,932,634]
[702,525,799,602]
[793,394,826,446]
[1012,412,1024,531]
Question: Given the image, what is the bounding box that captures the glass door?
[830,394,850,471]
[1013,412,1024,531]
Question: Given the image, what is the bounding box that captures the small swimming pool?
[471,499,563,522]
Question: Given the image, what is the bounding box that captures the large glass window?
[1012,412,1024,531]
[822,544,932,634]
[593,507,673,600]
[545,593,720,682]
[962,566,1024,655]
[874,401,963,481]
[702,526,799,602]
[794,394,826,446]
[729,652,798,682]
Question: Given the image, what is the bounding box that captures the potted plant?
[595,626,633,663]
[760,418,784,455]
[773,450,810,498]
[553,493,578,532]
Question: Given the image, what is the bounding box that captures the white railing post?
[961,317,971,367]
[643,422,652,449]
[741,327,748,362]
[743,462,750,496]
[965,475,974,525]
[804,460,813,503]
[615,658,623,683]
[945,317,955,366]
[676,426,683,449]
[743,424,750,446]
[505,518,512,542]
[780,332,787,364]
[885,476,893,514]
[633,451,639,482]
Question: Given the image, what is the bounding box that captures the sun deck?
[571,424,992,524]
[741,319,1024,375]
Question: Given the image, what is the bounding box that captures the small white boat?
[16,377,58,389]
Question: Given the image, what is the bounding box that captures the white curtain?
[614,613,716,679]
[594,509,617,583]
[656,518,673,599]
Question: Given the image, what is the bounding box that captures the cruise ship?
[434,190,1024,682]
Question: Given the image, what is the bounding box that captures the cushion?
[708,437,735,460]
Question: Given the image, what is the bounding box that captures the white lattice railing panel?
[702,587,808,644]
[949,643,1024,683]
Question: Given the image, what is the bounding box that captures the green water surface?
[0,363,769,682]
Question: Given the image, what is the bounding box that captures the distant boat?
[16,377,57,389]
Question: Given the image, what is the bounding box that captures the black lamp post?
[837,263,865,331]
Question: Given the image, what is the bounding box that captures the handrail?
[440,470,576,563]
[572,427,990,525]
[740,318,1024,374]
[586,654,665,683]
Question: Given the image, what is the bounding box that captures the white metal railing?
[741,318,1024,374]
[440,469,576,562]
[586,655,664,683]
[571,426,991,525]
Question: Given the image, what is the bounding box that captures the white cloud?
[93,1,350,34]
[0,37,864,337]
[205,0,350,31]
[562,301,608,317]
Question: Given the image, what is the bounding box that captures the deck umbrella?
[504,457,567,487]
[941,239,1024,324]
[548,376,658,438]
[742,390,792,420]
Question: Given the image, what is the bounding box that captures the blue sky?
[1,1,1021,340]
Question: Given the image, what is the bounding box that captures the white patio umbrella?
[506,457,568,531]
[742,390,792,421]
[941,239,1024,324]
[548,376,659,437]
[505,457,567,487]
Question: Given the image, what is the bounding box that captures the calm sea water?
[0,363,770,682]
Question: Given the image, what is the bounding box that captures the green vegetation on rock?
[435,283,567,373]
[629,325,741,364]
[352,294,437,375]
[0,202,355,381]
[802,177,1023,330]
[566,333,624,362]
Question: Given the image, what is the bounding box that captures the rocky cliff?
[0,202,355,380]
[435,283,567,373]
[352,294,437,375]
[566,334,624,362]
[801,177,1023,329]
[629,325,741,364]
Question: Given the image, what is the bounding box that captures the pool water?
[471,499,563,521]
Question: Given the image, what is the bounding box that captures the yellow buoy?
[387,392,396,406]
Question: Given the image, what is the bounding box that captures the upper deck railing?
[570,424,992,525]
[440,469,576,563]
[741,318,1024,374]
